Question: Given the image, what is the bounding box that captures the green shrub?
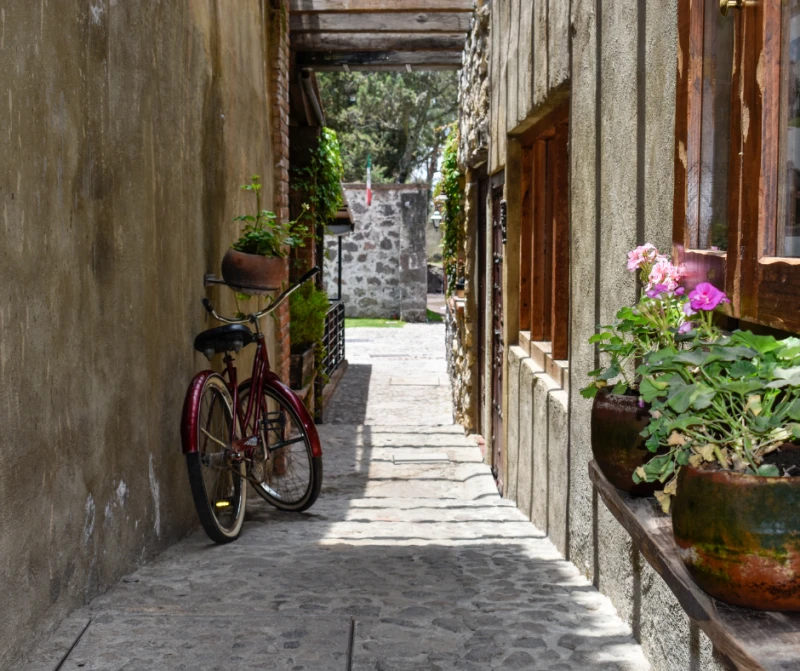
[289,282,330,351]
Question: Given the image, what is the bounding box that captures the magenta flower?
[674,287,685,296]
[688,282,730,312]
[678,321,693,334]
[683,303,697,317]
[627,243,659,272]
[646,283,669,298]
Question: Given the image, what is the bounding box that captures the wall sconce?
[431,211,442,231]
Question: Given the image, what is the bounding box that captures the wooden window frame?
[674,1,800,333]
[519,103,570,360]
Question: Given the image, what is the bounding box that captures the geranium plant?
[581,244,721,399]
[636,330,800,511]
[232,175,307,257]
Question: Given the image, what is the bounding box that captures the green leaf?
[580,385,599,399]
[721,380,764,395]
[774,366,800,380]
[792,424,800,440]
[728,360,758,378]
[756,464,780,477]
[612,381,629,395]
[598,364,620,381]
[786,399,800,422]
[731,331,782,354]
[640,377,665,403]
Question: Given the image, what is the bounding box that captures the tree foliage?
[317,71,459,184]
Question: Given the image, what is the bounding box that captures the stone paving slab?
[25,613,351,671]
[21,324,649,670]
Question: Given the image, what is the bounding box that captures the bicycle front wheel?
[239,382,322,512]
[185,373,246,543]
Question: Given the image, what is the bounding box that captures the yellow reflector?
[215,501,230,508]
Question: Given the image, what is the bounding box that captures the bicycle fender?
[181,370,216,454]
[263,372,323,458]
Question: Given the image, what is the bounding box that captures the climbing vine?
[434,123,464,295]
[296,127,345,233]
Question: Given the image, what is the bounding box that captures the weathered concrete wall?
[325,185,427,322]
[476,1,731,669]
[0,1,284,664]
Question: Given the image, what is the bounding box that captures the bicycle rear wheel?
[239,382,322,512]
[185,374,246,543]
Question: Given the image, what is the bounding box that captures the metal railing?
[321,300,345,380]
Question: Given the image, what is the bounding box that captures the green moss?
[289,283,330,349]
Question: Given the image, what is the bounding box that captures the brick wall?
[270,0,291,381]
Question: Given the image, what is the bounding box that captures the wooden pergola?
[289,0,476,71]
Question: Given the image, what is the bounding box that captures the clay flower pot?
[673,464,800,611]
[221,249,286,292]
[591,388,661,496]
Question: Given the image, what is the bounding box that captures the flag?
[366,154,372,207]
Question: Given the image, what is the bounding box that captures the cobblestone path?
[24,324,649,671]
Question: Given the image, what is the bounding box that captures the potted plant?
[582,245,720,495]
[221,175,307,292]
[638,328,800,610]
[288,280,330,390]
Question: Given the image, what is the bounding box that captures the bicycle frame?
[181,319,322,460]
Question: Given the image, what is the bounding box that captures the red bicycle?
[180,267,323,543]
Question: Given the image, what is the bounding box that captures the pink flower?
[678,321,693,334]
[647,258,684,292]
[674,287,686,296]
[688,282,730,312]
[683,302,697,317]
[627,243,659,272]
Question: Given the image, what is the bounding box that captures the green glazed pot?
[673,464,800,611]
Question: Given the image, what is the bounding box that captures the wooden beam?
[290,12,472,32]
[291,32,467,52]
[290,0,474,11]
[297,50,462,68]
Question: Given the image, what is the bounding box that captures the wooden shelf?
[589,460,800,671]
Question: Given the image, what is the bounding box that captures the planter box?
[289,346,315,390]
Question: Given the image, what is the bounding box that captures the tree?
[317,71,459,184]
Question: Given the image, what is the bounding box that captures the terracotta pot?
[673,464,800,611]
[221,249,286,292]
[591,388,661,496]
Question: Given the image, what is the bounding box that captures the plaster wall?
[0,2,283,664]
[482,0,731,669]
[324,185,428,322]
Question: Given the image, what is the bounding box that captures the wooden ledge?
[589,460,800,671]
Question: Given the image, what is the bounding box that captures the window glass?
[698,1,734,251]
[779,1,800,257]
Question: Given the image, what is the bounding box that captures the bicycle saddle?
[194,324,255,359]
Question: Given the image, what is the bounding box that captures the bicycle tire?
[238,381,322,512]
[185,374,246,543]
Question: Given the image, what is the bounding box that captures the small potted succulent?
[582,244,721,495]
[221,176,307,292]
[637,330,800,610]
[288,280,330,390]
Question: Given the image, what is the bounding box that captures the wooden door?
[476,176,489,438]
[491,187,505,494]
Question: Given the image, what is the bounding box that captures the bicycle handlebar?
[202,266,321,326]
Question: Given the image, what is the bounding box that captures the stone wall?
[457,1,730,670]
[446,6,492,435]
[325,184,428,322]
[0,1,286,664]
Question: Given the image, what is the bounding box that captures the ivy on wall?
[297,127,345,232]
[434,124,464,295]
